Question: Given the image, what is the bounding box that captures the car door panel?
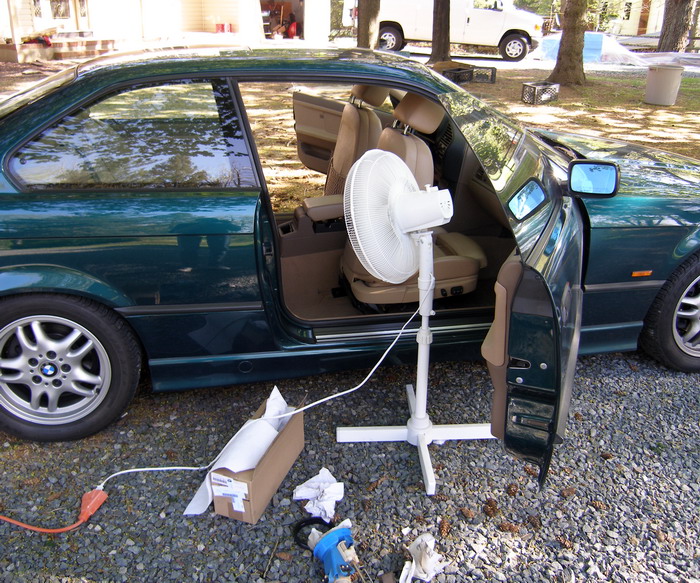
[292,91,345,173]
[484,198,583,486]
[292,90,393,174]
[482,253,522,440]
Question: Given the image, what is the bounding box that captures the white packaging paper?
[183,386,293,515]
[399,533,447,582]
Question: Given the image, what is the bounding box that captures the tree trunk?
[357,0,380,49]
[546,0,587,86]
[657,0,694,52]
[428,0,451,64]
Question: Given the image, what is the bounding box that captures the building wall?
[141,0,204,37]
[86,0,205,40]
[605,0,666,36]
[0,0,328,47]
[1,0,34,41]
[301,0,330,44]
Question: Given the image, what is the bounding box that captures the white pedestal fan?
[336,149,494,496]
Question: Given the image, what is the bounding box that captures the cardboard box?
[211,401,304,524]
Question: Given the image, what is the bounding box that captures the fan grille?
[344,150,420,284]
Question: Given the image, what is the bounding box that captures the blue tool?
[311,524,357,583]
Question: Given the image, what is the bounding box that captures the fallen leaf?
[524,465,539,478]
[460,507,475,520]
[439,516,452,537]
[527,514,542,530]
[556,535,574,549]
[483,498,499,517]
[367,475,388,492]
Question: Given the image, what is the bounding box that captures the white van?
[342,0,543,61]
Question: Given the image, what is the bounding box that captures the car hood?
[534,129,700,200]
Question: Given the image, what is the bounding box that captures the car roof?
[71,46,454,94]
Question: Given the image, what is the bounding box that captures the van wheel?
[499,34,529,61]
[0,294,141,441]
[641,254,700,372]
[379,26,404,51]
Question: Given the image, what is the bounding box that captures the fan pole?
[337,231,494,496]
[406,232,436,442]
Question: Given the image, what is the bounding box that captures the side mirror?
[568,160,619,198]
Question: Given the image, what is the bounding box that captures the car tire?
[499,34,529,61]
[379,26,404,51]
[0,294,141,441]
[641,253,700,372]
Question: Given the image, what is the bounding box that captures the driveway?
[1,351,698,582]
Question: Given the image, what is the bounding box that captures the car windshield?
[0,68,75,119]
[439,91,526,193]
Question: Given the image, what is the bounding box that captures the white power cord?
[96,304,421,489]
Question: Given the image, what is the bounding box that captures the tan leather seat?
[376,92,445,188]
[342,231,487,304]
[340,93,488,306]
[323,84,389,197]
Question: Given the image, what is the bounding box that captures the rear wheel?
[499,34,529,61]
[378,26,404,51]
[641,254,700,372]
[0,295,141,441]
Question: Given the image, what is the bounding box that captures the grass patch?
[466,68,700,160]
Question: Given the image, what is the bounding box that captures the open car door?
[482,193,583,486]
[440,91,589,487]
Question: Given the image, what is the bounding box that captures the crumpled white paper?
[399,533,448,582]
[183,386,293,515]
[292,467,344,522]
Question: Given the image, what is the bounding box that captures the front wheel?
[0,295,141,441]
[499,34,529,61]
[378,26,404,51]
[641,254,700,372]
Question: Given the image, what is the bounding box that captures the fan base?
[336,384,495,495]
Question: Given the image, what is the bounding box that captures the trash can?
[644,64,684,106]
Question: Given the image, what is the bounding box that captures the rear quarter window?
[8,80,258,191]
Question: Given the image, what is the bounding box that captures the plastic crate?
[521,81,560,104]
[442,65,497,84]
[470,66,497,84]
[442,67,473,84]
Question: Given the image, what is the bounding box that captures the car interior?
[238,81,517,324]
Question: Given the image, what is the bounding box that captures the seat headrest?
[351,84,389,107]
[394,93,445,134]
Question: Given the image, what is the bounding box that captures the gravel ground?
[1,350,698,583]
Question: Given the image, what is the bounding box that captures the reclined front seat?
[340,93,487,305]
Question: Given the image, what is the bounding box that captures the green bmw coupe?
[0,47,697,483]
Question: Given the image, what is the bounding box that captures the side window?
[9,80,258,190]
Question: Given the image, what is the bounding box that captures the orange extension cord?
[0,489,108,534]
